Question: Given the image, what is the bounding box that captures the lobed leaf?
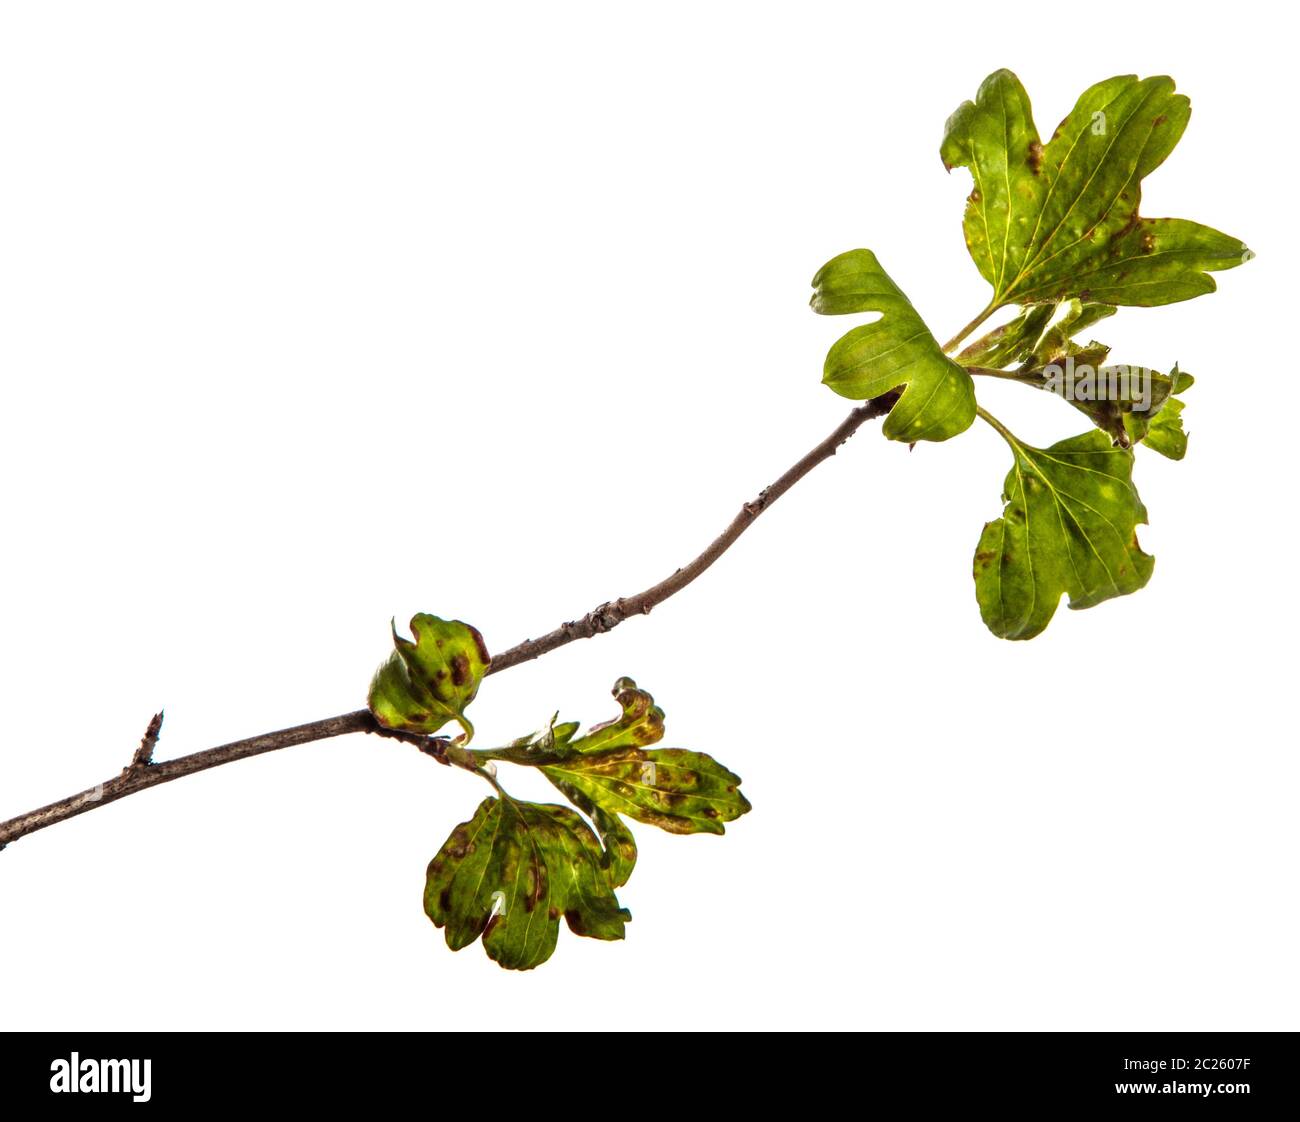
[942,70,1249,309]
[368,613,489,741]
[974,428,1153,640]
[425,795,629,970]
[811,249,976,443]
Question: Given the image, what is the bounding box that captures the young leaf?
[811,249,976,443]
[538,678,752,836]
[368,614,489,741]
[563,675,664,754]
[973,425,1153,640]
[942,70,1249,308]
[959,303,1055,368]
[965,300,1185,450]
[1026,300,1117,367]
[425,795,629,971]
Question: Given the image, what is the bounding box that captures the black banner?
[0,1031,1294,1107]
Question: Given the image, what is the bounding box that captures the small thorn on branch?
[130,711,164,771]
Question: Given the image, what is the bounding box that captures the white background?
[1,1,1293,1031]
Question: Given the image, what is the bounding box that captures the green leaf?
[539,678,751,837]
[942,70,1250,308]
[368,613,489,741]
[425,795,629,971]
[811,249,976,443]
[973,424,1154,640]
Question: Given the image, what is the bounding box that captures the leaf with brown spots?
[564,675,666,754]
[543,748,751,836]
[973,425,1153,640]
[942,70,1250,308]
[425,795,629,971]
[534,679,752,837]
[368,613,489,741]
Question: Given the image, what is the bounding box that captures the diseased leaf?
[368,613,489,741]
[1053,364,1177,449]
[425,795,629,971]
[1127,366,1193,460]
[973,427,1153,640]
[544,748,749,837]
[811,249,976,442]
[942,70,1249,309]
[539,678,751,836]
[965,300,1185,450]
[995,358,1181,450]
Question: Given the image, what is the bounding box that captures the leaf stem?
[966,365,1025,381]
[974,405,1021,448]
[941,303,998,354]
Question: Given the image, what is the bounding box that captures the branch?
[490,393,895,671]
[0,395,894,849]
[131,711,164,770]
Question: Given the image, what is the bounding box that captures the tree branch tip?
[129,711,165,771]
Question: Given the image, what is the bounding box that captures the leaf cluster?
[813,69,1248,638]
